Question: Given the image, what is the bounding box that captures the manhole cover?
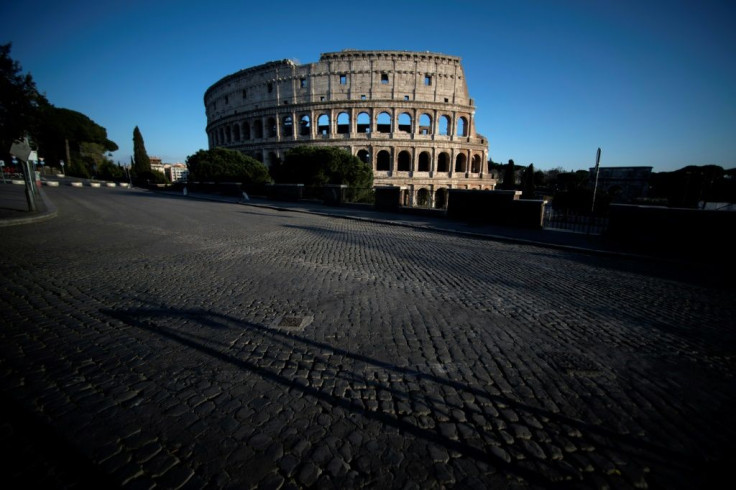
[271,315,313,332]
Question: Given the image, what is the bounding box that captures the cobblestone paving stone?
[1,186,735,489]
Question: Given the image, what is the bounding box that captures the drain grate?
[542,351,603,377]
[271,315,313,332]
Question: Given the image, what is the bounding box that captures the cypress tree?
[522,163,536,198]
[132,126,151,176]
[502,159,516,190]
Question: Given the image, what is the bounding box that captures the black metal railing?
[543,205,609,235]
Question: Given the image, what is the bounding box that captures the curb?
[0,187,58,228]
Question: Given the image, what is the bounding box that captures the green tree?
[79,142,107,177]
[534,170,546,187]
[0,43,47,160]
[521,163,536,199]
[500,159,516,190]
[132,126,151,177]
[97,160,125,181]
[1,45,117,174]
[648,164,735,208]
[186,147,270,184]
[272,145,373,189]
[35,106,118,174]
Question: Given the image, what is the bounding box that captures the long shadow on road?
[101,305,702,488]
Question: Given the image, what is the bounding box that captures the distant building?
[166,163,188,182]
[150,157,165,175]
[590,166,652,203]
[149,157,188,182]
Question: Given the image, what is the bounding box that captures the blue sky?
[2,0,735,172]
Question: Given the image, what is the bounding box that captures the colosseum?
[204,49,495,208]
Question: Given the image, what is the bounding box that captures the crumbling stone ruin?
[204,50,494,207]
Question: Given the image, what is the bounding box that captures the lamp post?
[591,147,601,214]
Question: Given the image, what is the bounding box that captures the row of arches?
[243,147,485,176]
[209,109,472,147]
[397,186,493,209]
[413,187,448,209]
[357,148,484,174]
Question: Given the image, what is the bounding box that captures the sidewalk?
[0,180,57,227]
[0,180,660,261]
[170,188,655,261]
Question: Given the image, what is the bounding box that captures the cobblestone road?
[1,185,734,489]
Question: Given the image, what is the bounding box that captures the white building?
[166,163,188,182]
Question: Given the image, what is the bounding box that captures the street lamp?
[591,147,601,214]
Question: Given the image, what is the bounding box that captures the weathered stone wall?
[204,50,495,208]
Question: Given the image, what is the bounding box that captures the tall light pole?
[591,147,601,214]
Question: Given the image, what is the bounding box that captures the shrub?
[271,146,373,189]
[186,148,270,184]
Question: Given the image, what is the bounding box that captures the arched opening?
[233,124,240,141]
[418,152,430,172]
[225,126,232,144]
[299,115,311,136]
[318,114,330,136]
[357,149,370,164]
[419,113,432,135]
[267,117,277,138]
[398,112,412,133]
[253,120,263,139]
[417,188,430,207]
[471,154,482,173]
[243,122,251,140]
[437,152,450,172]
[376,150,391,171]
[282,115,293,137]
[337,112,350,134]
[268,152,278,168]
[455,153,467,173]
[439,115,451,136]
[435,188,448,209]
[357,112,370,133]
[254,151,263,162]
[377,112,391,133]
[457,116,468,137]
[397,150,411,171]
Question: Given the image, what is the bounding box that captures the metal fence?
[543,205,609,235]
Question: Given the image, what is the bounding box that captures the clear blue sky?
[2,0,735,172]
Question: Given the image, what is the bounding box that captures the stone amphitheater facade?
[204,50,495,207]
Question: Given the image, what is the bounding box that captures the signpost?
[9,138,38,212]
